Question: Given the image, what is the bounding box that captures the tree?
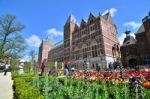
[24,62,31,73]
[29,50,37,72]
[0,14,26,60]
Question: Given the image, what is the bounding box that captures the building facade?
[63,12,119,69]
[38,39,54,64]
[48,41,64,62]
[120,12,150,68]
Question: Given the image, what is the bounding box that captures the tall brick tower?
[64,15,78,63]
[38,38,54,64]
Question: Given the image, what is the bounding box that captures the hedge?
[12,73,44,99]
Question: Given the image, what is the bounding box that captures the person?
[64,64,69,76]
[4,62,9,76]
[48,69,57,76]
[41,59,46,75]
[96,64,100,72]
[70,67,75,75]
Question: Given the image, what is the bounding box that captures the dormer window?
[90,20,93,24]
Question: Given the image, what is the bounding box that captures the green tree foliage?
[24,62,31,73]
[29,50,37,72]
[0,14,26,60]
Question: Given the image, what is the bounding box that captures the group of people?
[39,59,74,76]
[41,60,124,76]
[108,62,121,70]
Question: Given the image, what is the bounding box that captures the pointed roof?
[66,14,76,24]
[88,13,96,22]
[122,30,136,46]
[135,24,145,34]
[80,19,86,27]
[102,11,111,20]
[89,13,95,18]
[122,36,136,46]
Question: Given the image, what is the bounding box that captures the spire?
[66,14,76,24]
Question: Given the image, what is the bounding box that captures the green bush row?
[12,73,44,99]
[12,72,34,80]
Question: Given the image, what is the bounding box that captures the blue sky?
[0,0,150,60]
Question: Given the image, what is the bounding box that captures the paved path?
[0,72,13,99]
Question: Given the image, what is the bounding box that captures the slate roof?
[135,24,145,34]
[122,35,136,46]
[66,14,76,24]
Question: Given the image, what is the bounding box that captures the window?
[90,20,93,24]
[144,56,150,65]
[82,47,89,59]
[91,45,98,57]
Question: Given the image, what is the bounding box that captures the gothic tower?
[64,15,78,62]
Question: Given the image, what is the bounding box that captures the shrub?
[13,78,44,99]
[12,72,44,99]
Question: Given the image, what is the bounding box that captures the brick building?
[48,41,64,62]
[63,12,119,69]
[47,12,119,69]
[38,39,54,64]
[120,12,150,68]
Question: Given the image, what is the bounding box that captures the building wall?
[64,20,77,62]
[69,13,119,68]
[121,12,150,67]
[48,43,64,62]
[38,40,53,64]
[101,16,119,57]
[47,12,119,69]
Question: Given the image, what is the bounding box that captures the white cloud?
[25,35,41,47]
[46,28,63,37]
[124,21,141,29]
[119,32,135,45]
[102,8,117,17]
[21,56,30,62]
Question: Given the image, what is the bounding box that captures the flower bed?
[33,74,150,99]
[12,71,150,99]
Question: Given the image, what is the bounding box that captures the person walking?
[4,62,9,76]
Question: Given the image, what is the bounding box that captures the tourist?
[96,64,100,72]
[109,63,112,69]
[4,61,9,76]
[64,64,69,76]
[48,69,57,76]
